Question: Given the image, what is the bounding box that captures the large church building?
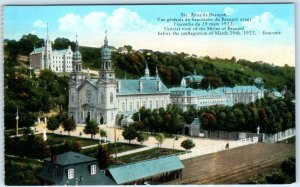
[29,28,73,73]
[68,34,170,126]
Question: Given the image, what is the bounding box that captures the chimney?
[117,80,121,93]
[139,80,143,92]
[157,80,161,92]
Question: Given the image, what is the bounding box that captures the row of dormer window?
[67,165,96,179]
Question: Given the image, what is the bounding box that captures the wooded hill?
[4,34,295,94]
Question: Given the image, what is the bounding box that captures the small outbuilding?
[184,117,202,137]
[37,151,116,185]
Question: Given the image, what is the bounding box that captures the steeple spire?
[104,30,108,46]
[46,22,49,40]
[75,35,79,51]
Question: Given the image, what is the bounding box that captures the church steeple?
[70,35,84,83]
[44,22,52,69]
[99,30,115,80]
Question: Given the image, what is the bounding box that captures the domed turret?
[99,30,115,80]
[73,35,82,63]
[102,30,111,60]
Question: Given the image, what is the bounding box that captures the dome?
[102,47,111,59]
[73,50,82,60]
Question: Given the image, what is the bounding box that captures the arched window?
[150,101,153,109]
[136,101,140,109]
[130,102,133,111]
[110,92,113,103]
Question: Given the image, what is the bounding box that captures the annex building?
[29,29,73,73]
[68,34,170,126]
[170,78,264,111]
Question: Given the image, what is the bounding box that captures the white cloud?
[84,11,107,30]
[105,8,152,30]
[224,7,234,15]
[241,11,294,39]
[58,13,82,33]
[57,8,160,46]
[241,12,274,31]
[31,30,36,35]
[33,20,47,28]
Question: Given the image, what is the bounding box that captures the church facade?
[29,29,73,73]
[68,34,170,126]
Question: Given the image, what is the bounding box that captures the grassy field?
[81,142,144,157]
[5,155,43,185]
[116,147,185,164]
[37,133,100,147]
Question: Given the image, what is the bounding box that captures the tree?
[155,133,165,147]
[96,145,113,170]
[52,37,76,51]
[136,132,149,145]
[47,116,60,133]
[122,125,137,144]
[100,129,107,143]
[181,139,195,152]
[62,118,76,136]
[83,120,99,139]
[72,141,81,152]
[281,157,295,182]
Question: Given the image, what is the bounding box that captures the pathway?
[111,146,153,158]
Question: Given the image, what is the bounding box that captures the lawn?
[38,133,100,147]
[116,147,185,164]
[81,142,144,157]
[5,155,43,185]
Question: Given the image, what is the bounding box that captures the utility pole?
[114,123,118,163]
[16,106,19,136]
[99,123,101,145]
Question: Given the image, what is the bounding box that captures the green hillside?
[4,34,295,94]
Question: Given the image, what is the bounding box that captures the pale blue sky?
[4,4,295,66]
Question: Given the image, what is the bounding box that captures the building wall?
[116,94,170,113]
[39,161,105,185]
[30,53,44,69]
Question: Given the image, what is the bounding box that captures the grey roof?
[117,77,170,95]
[215,85,262,93]
[191,117,201,126]
[30,47,44,55]
[108,156,184,184]
[44,151,96,166]
[52,49,68,55]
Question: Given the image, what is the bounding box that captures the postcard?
[3,3,295,185]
